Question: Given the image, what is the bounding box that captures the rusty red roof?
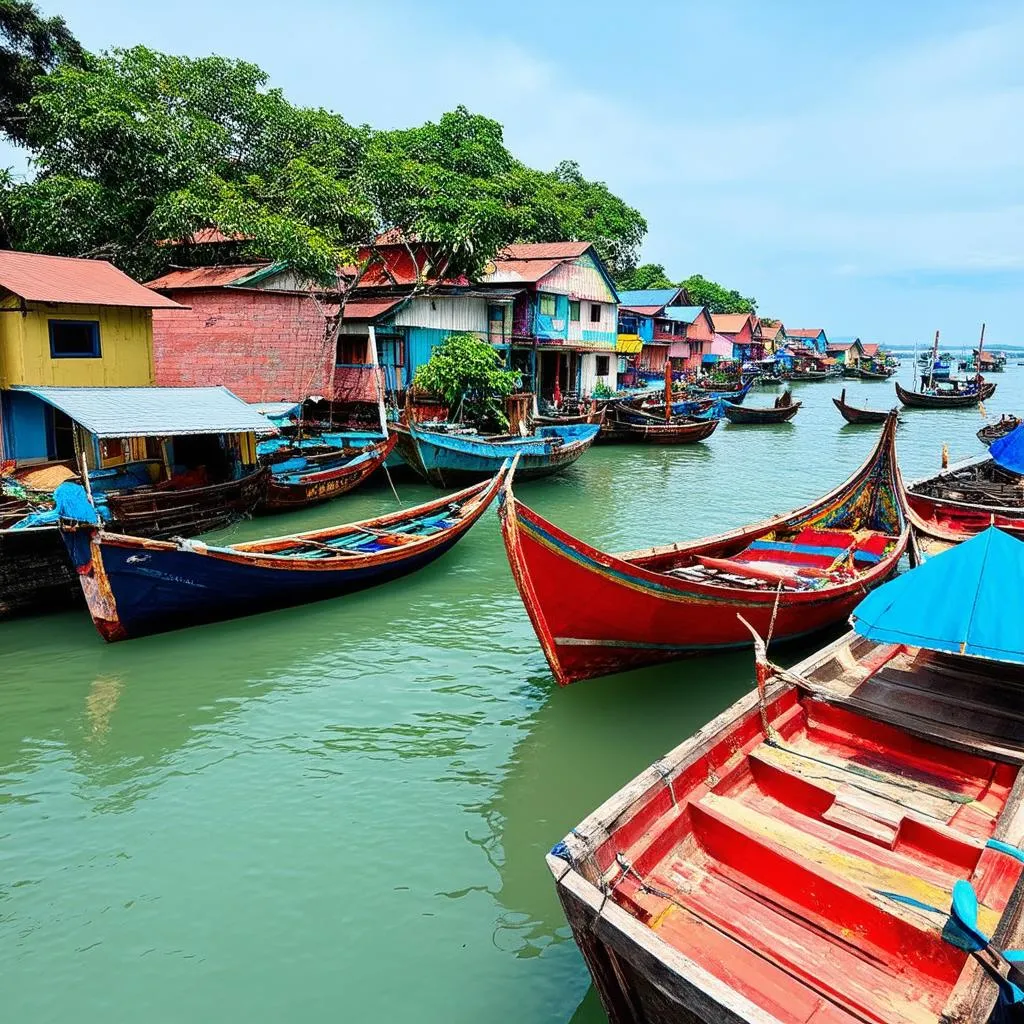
[146,264,272,290]
[861,343,879,356]
[157,227,253,247]
[711,313,757,335]
[0,250,183,308]
[620,305,663,316]
[342,298,402,321]
[496,242,591,260]
[787,328,826,338]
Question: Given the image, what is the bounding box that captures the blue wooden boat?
[55,466,507,642]
[391,423,599,488]
[690,379,753,403]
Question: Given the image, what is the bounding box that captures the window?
[336,336,367,365]
[379,337,405,368]
[49,320,100,358]
[595,355,610,376]
[539,294,556,317]
[569,300,581,322]
[590,303,602,323]
[488,304,505,324]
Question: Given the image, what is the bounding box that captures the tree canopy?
[679,274,757,314]
[0,45,647,286]
[615,263,674,291]
[0,0,83,146]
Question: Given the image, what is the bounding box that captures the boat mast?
[976,322,986,376]
[928,329,940,389]
[664,360,672,422]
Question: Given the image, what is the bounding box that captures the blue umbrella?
[851,526,1024,664]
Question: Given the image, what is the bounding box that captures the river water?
[2,363,1019,1023]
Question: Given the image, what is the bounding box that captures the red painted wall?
[152,289,340,402]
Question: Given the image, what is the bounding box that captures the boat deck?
[595,688,1023,1023]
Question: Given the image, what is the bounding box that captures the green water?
[2,366,1019,1023]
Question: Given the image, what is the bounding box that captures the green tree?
[0,0,83,145]
[616,263,674,291]
[0,50,647,287]
[678,273,756,314]
[413,333,520,429]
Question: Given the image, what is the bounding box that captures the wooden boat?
[532,406,606,427]
[259,435,396,512]
[978,414,1021,448]
[598,406,719,445]
[789,369,829,381]
[103,465,269,539]
[500,412,907,685]
[690,379,753,403]
[391,422,598,488]
[549,621,1024,1024]
[833,387,891,425]
[0,498,80,617]
[857,365,891,380]
[722,389,801,424]
[58,466,507,641]
[896,378,997,409]
[906,455,1024,539]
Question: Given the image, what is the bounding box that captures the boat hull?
[896,380,996,409]
[722,401,800,424]
[833,389,890,424]
[597,414,719,445]
[61,471,505,641]
[392,423,598,487]
[0,525,80,617]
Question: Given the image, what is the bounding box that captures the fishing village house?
[711,312,764,362]
[0,249,267,489]
[826,337,865,367]
[616,288,714,379]
[759,319,786,355]
[785,327,830,372]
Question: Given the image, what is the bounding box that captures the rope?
[654,761,678,807]
[381,458,401,506]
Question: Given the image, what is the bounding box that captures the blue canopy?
[851,527,1024,664]
[990,424,1024,475]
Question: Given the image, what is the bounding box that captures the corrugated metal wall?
[392,296,488,332]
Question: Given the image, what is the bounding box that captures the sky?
[8,0,1024,348]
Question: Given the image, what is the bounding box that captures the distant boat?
[832,387,891,425]
[789,369,829,381]
[391,422,598,487]
[896,379,996,409]
[58,467,507,641]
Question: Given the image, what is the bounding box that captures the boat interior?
[592,683,1024,1024]
[912,461,1024,507]
[657,524,900,591]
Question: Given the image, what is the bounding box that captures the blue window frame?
[49,319,101,358]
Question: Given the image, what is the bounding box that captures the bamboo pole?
[664,360,672,422]
[367,325,388,436]
[928,329,940,389]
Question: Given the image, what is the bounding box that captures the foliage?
[592,381,614,399]
[0,47,647,287]
[679,273,757,314]
[413,332,519,429]
[615,263,674,291]
[0,0,83,145]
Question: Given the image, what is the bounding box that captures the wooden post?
[367,325,388,436]
[79,452,94,505]
[664,360,672,422]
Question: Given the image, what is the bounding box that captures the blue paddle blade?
[951,880,989,949]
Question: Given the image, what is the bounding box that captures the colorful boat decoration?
[549,536,1024,1024]
[833,387,891,425]
[500,412,907,685]
[722,389,801,425]
[57,465,508,642]
[896,379,997,409]
[259,435,396,512]
[391,422,598,488]
[598,406,719,444]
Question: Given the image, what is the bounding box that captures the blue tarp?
[990,424,1024,476]
[851,527,1024,664]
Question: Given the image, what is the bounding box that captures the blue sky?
[9,0,1024,348]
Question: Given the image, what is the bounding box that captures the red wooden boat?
[549,628,1024,1024]
[500,413,907,685]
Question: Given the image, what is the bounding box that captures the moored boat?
[532,406,606,427]
[259,435,396,512]
[598,405,719,444]
[0,498,80,617]
[57,465,508,641]
[501,413,907,685]
[689,379,753,404]
[832,387,891,425]
[789,369,829,381]
[391,422,598,488]
[978,414,1021,448]
[722,389,801,424]
[895,379,996,409]
[549,530,1024,1024]
[856,365,891,380]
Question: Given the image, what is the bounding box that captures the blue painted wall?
[534,294,569,341]
[1,390,50,461]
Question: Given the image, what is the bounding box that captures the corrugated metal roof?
[787,328,826,338]
[146,264,271,290]
[0,251,184,308]
[664,305,707,324]
[620,305,661,316]
[342,298,402,321]
[481,258,566,284]
[12,386,276,438]
[861,343,879,356]
[616,288,682,308]
[711,313,756,334]
[156,228,254,247]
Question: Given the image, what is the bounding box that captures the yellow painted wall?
[0,298,155,387]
